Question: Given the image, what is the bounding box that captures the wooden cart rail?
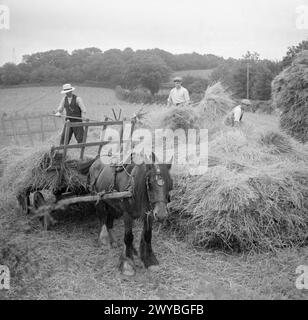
[59,119,128,161]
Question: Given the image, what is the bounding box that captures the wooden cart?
[21,109,144,229]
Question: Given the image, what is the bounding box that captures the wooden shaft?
[31,191,132,217]
[40,115,45,143]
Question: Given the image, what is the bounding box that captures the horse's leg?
[140,215,159,270]
[119,212,136,276]
[105,205,117,248]
[96,201,110,247]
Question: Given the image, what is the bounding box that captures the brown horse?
[88,153,173,276]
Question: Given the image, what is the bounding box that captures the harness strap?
[90,166,105,194]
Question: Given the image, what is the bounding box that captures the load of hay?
[0,146,89,199]
[272,50,308,143]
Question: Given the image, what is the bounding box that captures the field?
[173,69,214,80]
[0,86,160,147]
[0,86,145,120]
[0,86,308,300]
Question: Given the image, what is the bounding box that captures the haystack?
[167,119,308,252]
[272,50,308,143]
[168,160,308,252]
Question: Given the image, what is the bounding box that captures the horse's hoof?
[120,260,136,277]
[148,265,159,272]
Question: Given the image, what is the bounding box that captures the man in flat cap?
[55,84,87,144]
[167,77,190,107]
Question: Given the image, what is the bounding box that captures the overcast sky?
[0,0,307,65]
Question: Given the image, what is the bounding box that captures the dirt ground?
[1,202,307,300]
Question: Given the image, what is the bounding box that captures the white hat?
[61,84,75,94]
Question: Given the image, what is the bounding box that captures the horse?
[88,153,173,276]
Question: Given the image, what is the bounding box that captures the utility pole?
[246,62,250,99]
[12,48,16,64]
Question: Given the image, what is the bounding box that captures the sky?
[0,0,307,66]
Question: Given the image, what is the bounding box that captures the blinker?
[156,175,165,186]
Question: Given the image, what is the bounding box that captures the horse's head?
[144,153,173,222]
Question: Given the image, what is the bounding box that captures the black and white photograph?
[0,0,307,304]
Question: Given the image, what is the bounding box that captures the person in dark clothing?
[55,84,87,144]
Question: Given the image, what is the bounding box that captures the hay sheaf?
[168,163,308,252]
[196,82,236,124]
[258,131,293,154]
[160,106,199,131]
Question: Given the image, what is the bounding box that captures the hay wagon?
[17,110,143,229]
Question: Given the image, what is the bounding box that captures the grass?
[0,86,143,120]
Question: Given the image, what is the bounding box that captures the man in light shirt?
[55,84,87,144]
[230,99,251,127]
[167,77,190,107]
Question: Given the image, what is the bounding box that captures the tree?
[123,52,171,94]
[251,63,274,100]
[182,76,208,94]
[122,47,135,62]
[23,49,71,70]
[71,47,102,67]
[282,39,308,68]
[210,52,281,100]
[0,63,26,85]
[29,64,65,83]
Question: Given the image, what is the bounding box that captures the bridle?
[145,164,169,217]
